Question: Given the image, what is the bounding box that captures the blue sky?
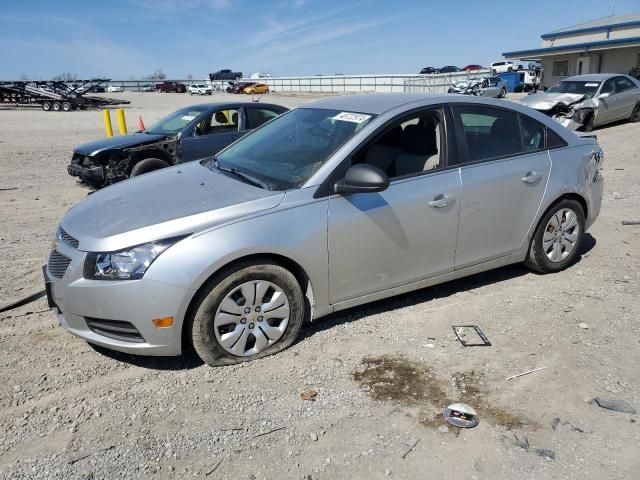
[0,0,638,79]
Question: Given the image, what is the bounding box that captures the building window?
[553,60,569,77]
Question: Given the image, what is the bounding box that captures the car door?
[452,105,550,269]
[595,77,619,125]
[327,107,462,304]
[180,108,241,161]
[613,76,639,120]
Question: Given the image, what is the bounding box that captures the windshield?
[213,108,375,190]
[145,106,209,135]
[547,80,601,98]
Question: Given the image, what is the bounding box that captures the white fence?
[107,71,490,94]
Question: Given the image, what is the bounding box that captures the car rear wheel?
[189,260,305,366]
[525,199,585,273]
[629,103,640,123]
[130,158,170,177]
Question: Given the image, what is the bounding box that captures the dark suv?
[155,81,186,93]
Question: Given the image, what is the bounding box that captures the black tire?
[525,199,585,273]
[130,158,170,177]
[580,113,595,132]
[508,67,513,72]
[41,102,51,111]
[62,101,72,112]
[629,103,640,123]
[499,87,507,98]
[52,102,61,111]
[188,260,305,367]
[491,69,497,76]
[234,75,241,80]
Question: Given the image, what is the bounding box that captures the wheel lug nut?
[255,306,261,312]
[249,323,254,329]
[240,318,246,324]
[244,307,251,314]
[257,316,263,322]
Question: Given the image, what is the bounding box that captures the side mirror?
[334,163,390,194]
[598,92,610,99]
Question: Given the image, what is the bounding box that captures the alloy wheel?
[213,280,290,357]
[543,208,580,263]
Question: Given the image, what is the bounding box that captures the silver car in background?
[45,94,604,366]
[448,76,509,98]
[519,73,640,131]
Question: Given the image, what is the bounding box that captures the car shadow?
[299,233,596,341]
[86,234,596,370]
[89,342,204,370]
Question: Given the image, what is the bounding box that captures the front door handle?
[522,171,542,184]
[428,194,453,208]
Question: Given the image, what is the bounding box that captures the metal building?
[503,13,640,88]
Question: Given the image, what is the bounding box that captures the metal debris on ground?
[205,459,223,476]
[535,448,555,460]
[0,289,46,314]
[400,439,420,459]
[300,388,318,401]
[506,367,547,381]
[621,220,640,225]
[68,445,115,465]
[252,426,286,438]
[443,403,479,428]
[452,325,491,347]
[590,397,636,414]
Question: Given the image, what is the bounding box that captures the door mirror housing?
[335,163,390,194]
[598,92,610,99]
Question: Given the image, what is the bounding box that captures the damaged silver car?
[519,74,640,131]
[448,76,508,98]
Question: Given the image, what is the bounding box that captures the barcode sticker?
[332,112,371,123]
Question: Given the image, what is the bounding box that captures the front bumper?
[68,153,105,186]
[45,239,191,356]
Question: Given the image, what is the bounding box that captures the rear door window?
[454,105,524,163]
[519,114,546,152]
[614,76,636,92]
[246,108,280,129]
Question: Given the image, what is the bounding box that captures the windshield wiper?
[212,156,270,190]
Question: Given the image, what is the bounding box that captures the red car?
[461,64,484,71]
[226,81,256,94]
[155,81,186,93]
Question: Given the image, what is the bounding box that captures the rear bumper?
[585,170,603,231]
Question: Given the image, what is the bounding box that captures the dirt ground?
[0,92,639,480]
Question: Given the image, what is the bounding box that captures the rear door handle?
[428,194,453,208]
[522,171,542,184]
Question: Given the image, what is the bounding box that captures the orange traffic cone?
[137,115,145,131]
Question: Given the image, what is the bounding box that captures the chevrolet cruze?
[45,94,604,366]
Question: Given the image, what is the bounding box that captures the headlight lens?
[84,237,185,280]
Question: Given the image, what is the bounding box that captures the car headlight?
[84,236,186,280]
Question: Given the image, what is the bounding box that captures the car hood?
[61,161,285,252]
[74,132,168,156]
[518,92,586,110]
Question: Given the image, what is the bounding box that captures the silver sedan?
[519,73,640,131]
[46,94,604,366]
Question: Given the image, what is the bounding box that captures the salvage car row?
[48,89,615,366]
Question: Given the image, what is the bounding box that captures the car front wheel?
[189,260,305,366]
[629,103,640,123]
[525,199,585,273]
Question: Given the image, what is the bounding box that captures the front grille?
[58,227,79,249]
[48,250,72,279]
[85,318,146,343]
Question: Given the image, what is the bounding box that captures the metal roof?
[503,36,640,59]
[543,13,640,38]
[564,73,617,81]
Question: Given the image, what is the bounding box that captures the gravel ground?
[0,91,639,480]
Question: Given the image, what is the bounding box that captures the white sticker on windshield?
[585,83,599,87]
[332,112,372,123]
[181,115,196,121]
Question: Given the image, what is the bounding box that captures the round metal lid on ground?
[443,403,479,428]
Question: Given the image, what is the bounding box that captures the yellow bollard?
[103,109,113,137]
[116,108,127,135]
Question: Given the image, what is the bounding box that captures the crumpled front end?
[519,93,597,131]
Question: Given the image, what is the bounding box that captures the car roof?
[180,102,287,111]
[563,73,616,82]
[304,93,457,115]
